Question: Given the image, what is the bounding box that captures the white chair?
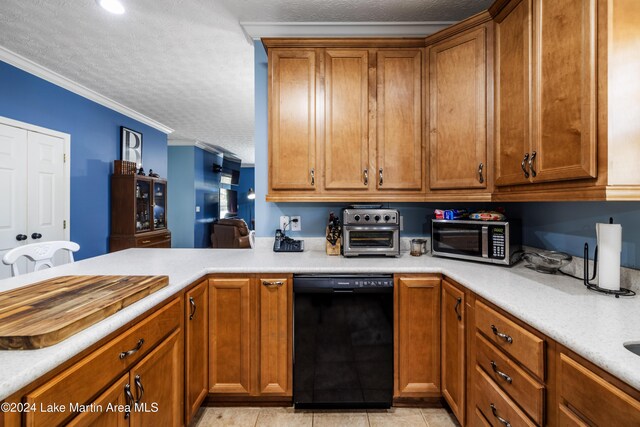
[2,241,80,277]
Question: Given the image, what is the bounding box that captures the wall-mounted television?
[213,158,241,185]
[219,188,238,218]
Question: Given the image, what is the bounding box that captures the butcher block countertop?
[0,238,639,401]
[0,275,168,350]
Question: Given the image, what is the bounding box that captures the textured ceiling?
[221,0,493,22]
[0,0,492,164]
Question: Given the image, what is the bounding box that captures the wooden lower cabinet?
[128,329,183,426]
[394,275,441,398]
[185,280,208,422]
[66,375,129,427]
[441,279,466,424]
[208,275,293,399]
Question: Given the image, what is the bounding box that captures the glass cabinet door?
[135,179,151,232]
[153,181,167,230]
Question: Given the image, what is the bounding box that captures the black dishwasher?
[293,274,393,409]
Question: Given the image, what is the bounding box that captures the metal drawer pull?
[363,168,368,186]
[134,374,144,403]
[310,168,315,186]
[478,162,484,183]
[124,384,134,419]
[189,296,196,320]
[141,240,151,244]
[490,361,513,384]
[119,338,145,359]
[454,297,462,321]
[490,325,513,344]
[379,168,384,186]
[528,151,537,177]
[490,404,512,427]
[263,280,284,288]
[521,153,530,178]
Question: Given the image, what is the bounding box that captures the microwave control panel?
[491,226,505,259]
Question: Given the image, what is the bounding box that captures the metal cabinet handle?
[490,361,513,384]
[454,297,462,321]
[521,153,530,178]
[119,338,144,359]
[134,374,144,403]
[263,280,284,288]
[490,404,512,427]
[189,296,196,320]
[491,325,513,344]
[379,168,384,186]
[363,168,368,186]
[529,151,537,177]
[478,163,484,183]
[31,233,42,240]
[141,240,151,244]
[15,234,27,241]
[124,384,134,419]
[310,169,315,186]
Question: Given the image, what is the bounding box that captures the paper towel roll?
[596,223,622,291]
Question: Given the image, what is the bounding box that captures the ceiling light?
[98,0,125,14]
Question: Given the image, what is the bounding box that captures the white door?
[0,124,28,278]
[0,123,68,279]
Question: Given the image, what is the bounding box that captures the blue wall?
[168,146,195,248]
[237,167,256,229]
[194,147,222,248]
[0,61,168,260]
[254,41,640,269]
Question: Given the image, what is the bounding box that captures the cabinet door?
[376,50,424,191]
[394,275,440,397]
[209,277,252,395]
[129,329,183,427]
[494,0,533,186]
[269,49,317,191]
[185,280,208,422]
[66,374,129,427]
[258,277,292,395]
[429,27,487,190]
[441,279,466,425]
[531,0,597,182]
[324,49,370,191]
[152,180,167,231]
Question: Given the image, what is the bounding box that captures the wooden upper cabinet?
[185,280,208,423]
[495,0,532,187]
[376,50,424,192]
[258,277,292,396]
[441,279,466,425]
[429,27,487,190]
[394,275,441,397]
[269,49,317,191]
[324,49,370,191]
[209,277,252,395]
[532,0,596,183]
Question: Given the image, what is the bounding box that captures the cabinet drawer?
[136,233,171,247]
[24,298,181,427]
[475,365,536,427]
[475,300,545,379]
[476,333,544,424]
[558,353,640,427]
[471,406,492,427]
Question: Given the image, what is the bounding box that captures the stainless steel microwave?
[431,219,521,265]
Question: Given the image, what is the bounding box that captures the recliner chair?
[210,218,251,248]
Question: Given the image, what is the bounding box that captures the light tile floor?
[193,406,460,427]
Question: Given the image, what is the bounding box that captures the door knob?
[31,233,42,240]
[16,234,27,241]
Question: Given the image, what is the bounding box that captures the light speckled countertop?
[0,239,639,401]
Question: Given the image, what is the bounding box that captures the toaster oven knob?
[374,215,381,222]
[354,214,360,221]
[384,215,390,222]
[364,215,370,221]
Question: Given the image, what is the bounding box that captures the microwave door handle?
[482,226,489,258]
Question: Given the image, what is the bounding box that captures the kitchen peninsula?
[0,240,639,426]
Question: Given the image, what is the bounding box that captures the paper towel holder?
[583,242,635,298]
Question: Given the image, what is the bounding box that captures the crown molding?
[0,45,174,134]
[241,21,456,39]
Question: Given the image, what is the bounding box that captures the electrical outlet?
[400,215,404,231]
[195,206,201,213]
[291,216,301,231]
[280,215,290,231]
